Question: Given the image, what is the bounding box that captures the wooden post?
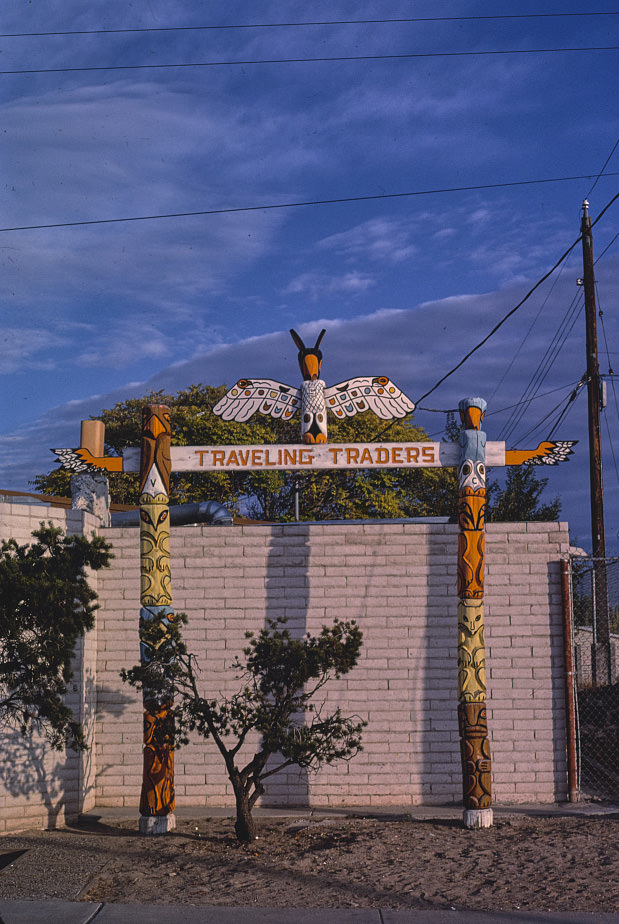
[80,420,105,457]
[71,420,110,524]
[581,201,614,684]
[138,405,176,834]
[457,397,493,828]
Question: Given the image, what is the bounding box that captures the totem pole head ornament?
[459,397,487,431]
[290,328,326,381]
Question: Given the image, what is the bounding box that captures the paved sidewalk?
[84,800,619,824]
[1,901,619,923]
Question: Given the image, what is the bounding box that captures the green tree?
[0,524,112,750]
[487,465,561,522]
[33,384,459,521]
[123,614,365,843]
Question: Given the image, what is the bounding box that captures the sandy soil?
[0,813,618,912]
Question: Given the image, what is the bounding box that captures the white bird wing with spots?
[324,377,416,421]
[212,379,301,422]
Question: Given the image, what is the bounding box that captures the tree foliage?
[0,524,112,750]
[122,613,365,843]
[33,384,460,521]
[487,465,561,522]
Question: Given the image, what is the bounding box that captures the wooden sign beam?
[95,439,573,474]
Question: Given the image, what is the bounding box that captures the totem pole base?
[139,813,176,836]
[463,807,493,829]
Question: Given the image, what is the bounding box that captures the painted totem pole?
[138,404,176,834]
[457,397,492,828]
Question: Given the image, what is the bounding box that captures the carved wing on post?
[212,378,301,423]
[51,447,124,473]
[505,440,577,466]
[324,376,416,420]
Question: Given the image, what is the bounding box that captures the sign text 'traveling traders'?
[122,441,510,473]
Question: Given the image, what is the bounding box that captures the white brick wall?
[94,520,571,811]
[0,504,571,830]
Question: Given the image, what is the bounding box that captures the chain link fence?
[569,556,619,801]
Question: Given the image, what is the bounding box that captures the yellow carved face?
[459,603,484,637]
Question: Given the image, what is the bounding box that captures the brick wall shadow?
[0,678,132,830]
[548,559,570,800]
[259,525,311,807]
[422,527,460,805]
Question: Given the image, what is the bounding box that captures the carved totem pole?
[138,404,176,834]
[457,397,492,828]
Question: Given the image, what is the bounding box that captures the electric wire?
[421,378,586,439]
[3,46,619,76]
[595,228,619,263]
[488,259,567,404]
[3,12,618,38]
[595,288,619,503]
[547,377,587,439]
[417,379,585,418]
[597,283,615,376]
[501,294,583,443]
[516,383,585,446]
[3,173,617,235]
[603,410,619,492]
[485,379,586,417]
[414,243,582,411]
[413,190,619,412]
[586,136,619,199]
[499,289,583,444]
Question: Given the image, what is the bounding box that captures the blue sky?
[1,0,618,552]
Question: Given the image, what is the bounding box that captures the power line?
[3,12,618,38]
[413,190,619,408]
[486,379,587,418]
[415,246,582,409]
[419,379,585,418]
[499,289,583,443]
[2,173,618,234]
[503,211,619,444]
[595,227,619,263]
[587,136,619,198]
[603,410,619,495]
[3,46,619,76]
[516,383,585,445]
[488,259,568,405]
[547,377,587,439]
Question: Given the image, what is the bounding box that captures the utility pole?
[580,200,614,684]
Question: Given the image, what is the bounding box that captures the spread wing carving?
[324,376,415,420]
[505,440,577,466]
[51,447,124,473]
[213,379,301,423]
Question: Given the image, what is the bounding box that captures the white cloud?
[0,328,67,374]
[283,272,375,299]
[316,218,417,264]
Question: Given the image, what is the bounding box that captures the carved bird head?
[290,328,326,381]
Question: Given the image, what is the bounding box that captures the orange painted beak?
[302,354,322,380]
[461,406,484,430]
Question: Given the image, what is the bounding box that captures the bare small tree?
[123,615,365,842]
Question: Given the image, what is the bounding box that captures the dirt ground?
[0,812,617,913]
